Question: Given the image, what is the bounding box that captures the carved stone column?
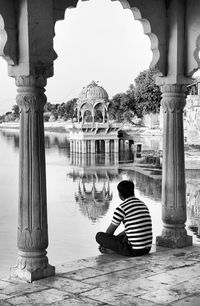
[82,140,86,154]
[10,76,55,282]
[114,139,119,153]
[91,140,95,154]
[70,140,73,154]
[156,84,192,248]
[105,140,110,154]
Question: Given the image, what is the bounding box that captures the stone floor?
[1,245,200,305]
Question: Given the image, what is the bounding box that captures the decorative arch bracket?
[0,0,18,66]
[112,0,200,83]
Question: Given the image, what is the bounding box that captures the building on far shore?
[184,78,200,145]
[69,81,134,161]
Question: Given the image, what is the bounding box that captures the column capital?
[161,84,187,94]
[16,75,47,113]
[161,84,186,113]
[15,75,47,88]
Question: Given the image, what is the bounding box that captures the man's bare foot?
[99,246,115,254]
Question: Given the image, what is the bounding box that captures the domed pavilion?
[69,81,121,158]
[77,81,109,124]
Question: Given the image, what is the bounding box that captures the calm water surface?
[0,129,199,277]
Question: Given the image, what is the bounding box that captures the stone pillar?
[91,153,95,166]
[105,140,110,154]
[91,140,95,153]
[156,84,192,248]
[10,76,55,282]
[103,109,105,123]
[129,140,134,151]
[113,153,118,165]
[70,140,73,154]
[74,140,77,153]
[76,141,79,154]
[77,141,80,153]
[82,140,86,153]
[114,139,119,153]
[73,140,76,153]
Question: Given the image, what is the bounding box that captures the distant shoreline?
[0,121,68,133]
[1,121,200,170]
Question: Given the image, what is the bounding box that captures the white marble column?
[10,76,55,282]
[114,139,119,153]
[91,140,95,154]
[156,84,192,248]
[92,154,96,166]
[82,140,86,153]
[70,140,73,154]
[73,140,76,153]
[105,140,110,154]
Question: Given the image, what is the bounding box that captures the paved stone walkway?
[1,245,200,305]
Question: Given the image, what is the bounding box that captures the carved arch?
[111,0,167,75]
[53,0,166,75]
[186,1,200,76]
[93,101,107,110]
[83,109,92,123]
[0,0,17,65]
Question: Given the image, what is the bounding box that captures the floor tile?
[91,259,142,273]
[171,276,200,296]
[0,293,11,300]
[147,272,188,285]
[2,245,200,306]
[5,288,69,305]
[37,276,96,294]
[80,287,157,306]
[0,280,46,297]
[0,301,11,306]
[49,296,106,305]
[109,277,170,296]
[170,294,200,306]
[60,267,106,280]
[56,255,120,274]
[139,288,181,304]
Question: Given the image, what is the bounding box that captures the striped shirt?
[112,196,152,249]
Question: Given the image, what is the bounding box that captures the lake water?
[0,129,199,277]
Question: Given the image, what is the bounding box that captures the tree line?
[0,68,161,123]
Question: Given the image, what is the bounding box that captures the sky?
[0,0,152,115]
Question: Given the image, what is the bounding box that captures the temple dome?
[79,81,109,100]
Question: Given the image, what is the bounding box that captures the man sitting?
[96,180,152,256]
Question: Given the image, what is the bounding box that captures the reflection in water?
[0,130,71,155]
[1,129,200,248]
[119,169,162,201]
[0,130,19,151]
[70,152,120,167]
[68,168,119,183]
[75,179,112,223]
[68,168,118,223]
[45,133,70,152]
[186,170,200,241]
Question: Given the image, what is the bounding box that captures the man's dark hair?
[117,180,135,199]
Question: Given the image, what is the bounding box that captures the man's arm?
[106,222,119,235]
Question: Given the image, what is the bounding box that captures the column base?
[10,251,55,282]
[156,227,193,248]
[10,263,55,283]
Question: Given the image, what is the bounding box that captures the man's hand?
[106,222,118,235]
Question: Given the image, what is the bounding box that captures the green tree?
[57,103,66,118]
[44,102,53,112]
[12,104,20,120]
[64,98,77,121]
[109,92,136,122]
[134,68,162,117]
